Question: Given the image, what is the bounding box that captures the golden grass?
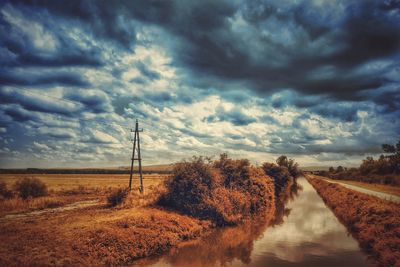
[307,176,400,267]
[0,204,211,266]
[0,174,167,217]
[0,173,167,191]
[0,173,213,265]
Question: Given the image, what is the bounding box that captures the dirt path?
[0,199,100,221]
[308,175,400,203]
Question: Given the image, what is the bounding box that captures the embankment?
[307,176,400,267]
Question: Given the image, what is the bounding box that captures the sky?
[0,0,399,168]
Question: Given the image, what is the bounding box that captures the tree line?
[323,140,400,186]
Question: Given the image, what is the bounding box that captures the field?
[0,155,282,266]
[0,173,166,191]
[0,173,167,216]
[0,173,214,266]
[307,176,400,267]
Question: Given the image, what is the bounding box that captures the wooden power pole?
[129,119,144,193]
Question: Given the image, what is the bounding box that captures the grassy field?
[0,174,168,217]
[307,176,400,267]
[0,173,167,191]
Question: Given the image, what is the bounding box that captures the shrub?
[107,188,129,207]
[158,155,275,225]
[261,162,292,198]
[13,177,48,199]
[0,182,13,199]
[275,155,301,178]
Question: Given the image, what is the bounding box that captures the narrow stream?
[147,177,372,267]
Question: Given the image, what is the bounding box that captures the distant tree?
[336,166,344,173]
[382,144,396,153]
[328,167,335,173]
[275,155,300,178]
[276,155,288,167]
[382,139,400,174]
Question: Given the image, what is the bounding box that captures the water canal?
[147,177,372,267]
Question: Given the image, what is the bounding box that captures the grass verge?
[307,176,400,267]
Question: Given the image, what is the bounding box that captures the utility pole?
[129,119,144,193]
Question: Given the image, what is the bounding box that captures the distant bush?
[261,162,292,198]
[13,177,48,199]
[158,154,275,225]
[275,155,301,178]
[0,182,13,199]
[107,188,129,207]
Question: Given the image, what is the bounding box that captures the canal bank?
[145,177,372,267]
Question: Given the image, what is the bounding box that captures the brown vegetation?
[0,205,211,266]
[0,173,167,217]
[0,155,298,265]
[262,155,302,225]
[0,173,211,266]
[107,187,129,207]
[0,181,13,199]
[13,177,48,199]
[158,154,276,226]
[307,176,400,267]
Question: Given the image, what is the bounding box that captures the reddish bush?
[261,162,293,198]
[158,155,275,225]
[13,177,48,199]
[107,188,129,207]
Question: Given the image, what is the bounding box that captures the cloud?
[0,70,89,87]
[205,107,257,126]
[88,130,119,144]
[38,127,77,139]
[65,89,113,113]
[0,88,80,115]
[0,0,399,168]
[0,4,103,68]
[33,141,50,150]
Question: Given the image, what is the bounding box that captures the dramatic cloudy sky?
[0,0,399,168]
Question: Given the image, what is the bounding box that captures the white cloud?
[33,141,50,150]
[90,130,119,144]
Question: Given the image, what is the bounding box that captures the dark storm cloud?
[7,0,139,49]
[205,107,256,126]
[0,71,89,87]
[0,6,103,68]
[0,89,79,115]
[65,90,113,113]
[136,61,161,80]
[2,105,39,122]
[4,0,399,105]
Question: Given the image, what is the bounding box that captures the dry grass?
[307,176,400,267]
[0,173,212,266]
[0,173,167,191]
[0,173,167,217]
[0,204,211,266]
[0,166,276,265]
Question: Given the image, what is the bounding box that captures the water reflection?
[148,177,371,267]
